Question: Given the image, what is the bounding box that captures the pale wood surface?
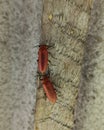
[35,0,93,130]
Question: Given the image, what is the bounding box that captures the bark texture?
[35,0,93,130]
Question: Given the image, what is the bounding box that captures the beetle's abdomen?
[42,76,57,103]
[38,46,48,73]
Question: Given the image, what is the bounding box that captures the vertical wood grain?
[35,0,93,130]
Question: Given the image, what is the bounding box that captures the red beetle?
[41,75,57,103]
[38,45,48,74]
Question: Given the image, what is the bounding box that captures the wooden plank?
[35,0,93,130]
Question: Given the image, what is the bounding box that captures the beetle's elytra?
[41,75,57,103]
[38,45,48,74]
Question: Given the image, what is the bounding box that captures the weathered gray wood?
[35,0,93,130]
[74,0,104,130]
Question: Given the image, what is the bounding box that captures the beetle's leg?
[48,59,57,66]
[48,52,57,59]
[43,92,47,100]
[46,67,51,77]
[47,44,55,49]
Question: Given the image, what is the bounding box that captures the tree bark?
[35,0,93,130]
